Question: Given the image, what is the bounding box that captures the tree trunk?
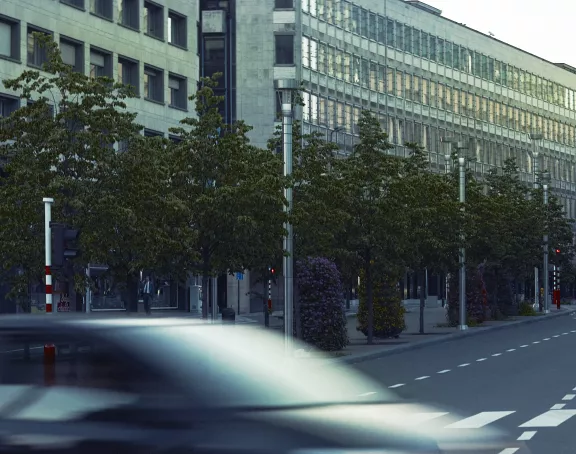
[419,268,426,334]
[201,245,211,320]
[365,258,374,345]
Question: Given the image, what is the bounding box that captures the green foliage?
[0,34,144,296]
[169,75,287,316]
[518,301,537,316]
[357,268,406,338]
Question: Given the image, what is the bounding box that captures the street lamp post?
[276,79,298,353]
[458,155,468,331]
[543,183,550,314]
[529,133,543,311]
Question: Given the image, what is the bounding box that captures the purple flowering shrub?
[295,257,349,351]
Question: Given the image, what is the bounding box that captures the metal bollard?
[221,307,236,325]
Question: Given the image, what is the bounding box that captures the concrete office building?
[198,0,576,310]
[0,0,198,312]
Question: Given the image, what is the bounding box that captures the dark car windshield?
[110,324,396,409]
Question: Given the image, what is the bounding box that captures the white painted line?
[437,369,451,374]
[520,410,576,428]
[492,353,502,356]
[553,335,560,338]
[563,394,575,401]
[458,363,470,367]
[507,348,516,352]
[571,330,576,333]
[477,358,487,362]
[445,411,515,429]
[543,338,551,341]
[563,332,569,335]
[415,376,430,381]
[520,344,529,348]
[498,449,519,454]
[533,341,540,344]
[389,384,405,389]
[358,392,377,397]
[517,431,537,441]
[551,404,566,410]
[572,387,576,391]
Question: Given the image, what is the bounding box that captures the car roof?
[0,314,211,331]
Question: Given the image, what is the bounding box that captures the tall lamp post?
[543,180,550,313]
[275,79,298,353]
[529,133,543,310]
[441,138,469,331]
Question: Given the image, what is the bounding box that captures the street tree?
[399,142,462,333]
[336,110,406,344]
[0,34,142,301]
[169,75,286,319]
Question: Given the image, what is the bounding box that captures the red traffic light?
[271,268,275,274]
[556,249,561,254]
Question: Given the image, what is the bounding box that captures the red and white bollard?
[43,197,54,314]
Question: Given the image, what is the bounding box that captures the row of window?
[2,23,188,109]
[0,92,182,145]
[302,0,576,114]
[0,0,187,64]
[302,49,576,148]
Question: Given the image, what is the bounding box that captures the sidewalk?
[299,305,576,364]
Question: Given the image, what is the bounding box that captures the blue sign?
[236,272,244,281]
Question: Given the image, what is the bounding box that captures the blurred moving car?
[0,315,520,453]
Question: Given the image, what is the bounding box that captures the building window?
[90,48,112,79]
[144,65,164,103]
[60,38,84,73]
[91,0,113,19]
[60,0,85,9]
[0,18,20,61]
[118,56,139,95]
[168,74,187,110]
[144,1,164,39]
[168,10,187,47]
[275,0,293,8]
[275,34,294,65]
[27,26,51,68]
[118,0,139,30]
[0,95,20,118]
[144,128,163,137]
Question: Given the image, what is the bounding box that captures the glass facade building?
[297,0,576,217]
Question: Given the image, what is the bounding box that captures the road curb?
[333,308,576,365]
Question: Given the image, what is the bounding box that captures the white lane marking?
[415,376,429,381]
[519,410,576,428]
[477,358,487,362]
[572,387,576,391]
[553,335,560,338]
[563,394,575,401]
[520,344,529,348]
[563,332,569,335]
[517,431,537,441]
[507,348,516,352]
[533,341,540,344]
[551,404,566,410]
[543,338,551,341]
[358,392,377,397]
[492,353,502,356]
[389,384,405,389]
[458,363,470,367]
[437,369,451,374]
[498,449,519,454]
[571,330,576,333]
[445,411,515,429]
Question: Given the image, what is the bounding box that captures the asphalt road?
[352,312,576,453]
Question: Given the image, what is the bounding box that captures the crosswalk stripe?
[519,410,576,428]
[445,411,515,429]
[499,449,519,454]
[517,431,536,440]
[551,404,566,410]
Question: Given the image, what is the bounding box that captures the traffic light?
[556,248,561,254]
[267,266,277,283]
[51,223,80,268]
